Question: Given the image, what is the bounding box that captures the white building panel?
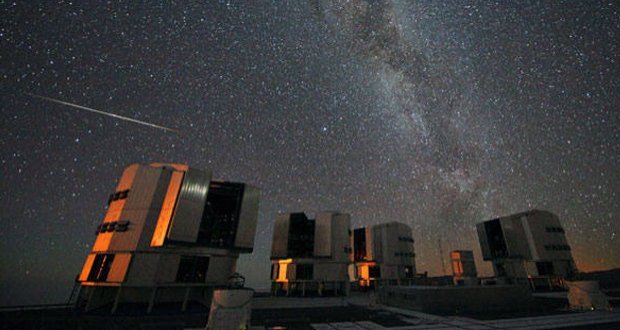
[314,213,333,258]
[167,168,211,243]
[331,213,351,263]
[271,214,291,259]
[234,184,260,250]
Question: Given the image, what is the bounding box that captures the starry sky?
[1,1,618,305]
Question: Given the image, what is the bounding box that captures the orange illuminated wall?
[275,259,292,283]
[107,253,132,282]
[451,251,464,277]
[79,254,96,282]
[92,198,127,252]
[78,253,132,284]
[150,170,185,247]
[357,262,376,287]
[91,165,138,252]
[81,165,140,280]
[452,260,463,276]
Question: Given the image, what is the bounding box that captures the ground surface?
[2,293,620,330]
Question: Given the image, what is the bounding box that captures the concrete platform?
[253,296,348,309]
[3,294,619,329]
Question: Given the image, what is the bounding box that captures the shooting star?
[28,93,178,133]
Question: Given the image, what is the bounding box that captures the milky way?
[1,1,618,304]
[321,1,493,231]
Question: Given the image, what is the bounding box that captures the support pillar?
[84,288,96,313]
[147,287,158,314]
[111,286,122,314]
[182,287,191,311]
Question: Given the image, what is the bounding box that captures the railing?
[271,280,350,297]
[0,303,74,312]
[1,279,81,313]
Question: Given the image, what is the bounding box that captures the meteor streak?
[28,93,178,133]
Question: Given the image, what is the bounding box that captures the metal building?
[476,209,576,289]
[352,222,416,288]
[76,163,259,313]
[270,212,351,296]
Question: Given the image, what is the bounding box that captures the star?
[0,0,618,305]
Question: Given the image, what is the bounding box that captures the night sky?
[1,1,618,305]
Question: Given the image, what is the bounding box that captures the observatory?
[270,212,352,296]
[76,163,259,312]
[476,210,576,289]
[352,222,416,288]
